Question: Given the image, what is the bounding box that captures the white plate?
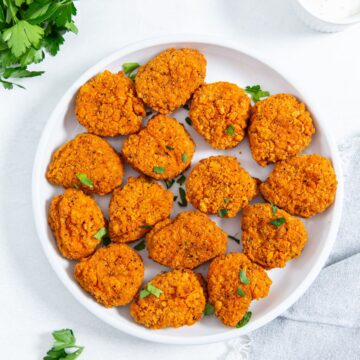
[32,35,344,345]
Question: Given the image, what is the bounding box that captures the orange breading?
[130,269,206,329]
[46,133,123,195]
[186,156,259,218]
[74,243,144,307]
[248,94,315,166]
[260,154,337,218]
[207,253,272,327]
[146,210,227,269]
[48,189,105,260]
[135,48,206,114]
[121,114,195,180]
[109,176,173,243]
[75,70,145,136]
[189,82,251,149]
[242,203,308,269]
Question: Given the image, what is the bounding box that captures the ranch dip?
[301,0,360,20]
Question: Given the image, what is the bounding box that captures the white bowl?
[292,0,360,32]
[32,35,344,345]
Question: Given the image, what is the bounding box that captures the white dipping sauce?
[301,0,360,20]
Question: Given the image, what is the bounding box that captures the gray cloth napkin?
[247,136,360,360]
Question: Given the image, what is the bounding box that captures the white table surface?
[1,0,359,358]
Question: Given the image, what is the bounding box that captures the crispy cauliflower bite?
[242,203,308,269]
[186,156,259,218]
[121,114,195,179]
[248,94,315,166]
[46,133,123,195]
[130,269,206,329]
[146,210,227,269]
[189,82,251,149]
[75,70,145,136]
[135,48,206,114]
[260,154,337,218]
[109,176,173,243]
[48,189,105,260]
[207,253,271,327]
[74,243,144,307]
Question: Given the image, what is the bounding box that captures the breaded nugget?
[46,133,123,195]
[135,48,206,114]
[207,253,271,327]
[146,210,227,269]
[75,70,145,136]
[109,176,173,243]
[189,82,251,149]
[248,94,315,166]
[121,114,195,179]
[186,156,259,218]
[130,269,206,329]
[74,243,144,307]
[242,203,308,269]
[260,154,337,218]
[48,189,105,260]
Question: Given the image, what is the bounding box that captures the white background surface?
[0,0,359,358]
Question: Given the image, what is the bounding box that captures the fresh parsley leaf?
[0,77,24,89]
[235,311,252,328]
[20,47,44,66]
[176,174,186,186]
[173,195,178,201]
[240,269,251,285]
[228,235,240,244]
[181,153,188,162]
[140,282,163,299]
[223,197,230,203]
[177,187,187,207]
[269,217,286,227]
[76,173,93,188]
[165,145,174,150]
[185,116,192,125]
[2,66,44,78]
[270,202,277,215]
[43,31,65,56]
[139,289,150,299]
[102,235,111,246]
[218,208,228,218]
[164,179,175,189]
[94,227,107,240]
[225,124,235,135]
[134,239,146,251]
[153,166,165,174]
[139,225,153,229]
[245,85,270,102]
[237,288,245,297]
[203,303,215,316]
[52,329,75,350]
[122,62,140,75]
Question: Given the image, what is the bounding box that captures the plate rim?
[32,34,344,345]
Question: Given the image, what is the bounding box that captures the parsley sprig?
[245,85,270,103]
[0,0,78,90]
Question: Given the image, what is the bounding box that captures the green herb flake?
[134,239,146,251]
[245,85,270,103]
[76,173,93,188]
[270,202,277,215]
[102,235,111,246]
[185,116,192,125]
[173,195,178,201]
[153,166,165,174]
[218,208,228,218]
[203,303,215,316]
[164,179,175,189]
[166,145,174,150]
[139,225,153,229]
[139,289,150,299]
[237,288,245,297]
[269,217,286,228]
[178,187,188,207]
[140,282,163,298]
[183,103,190,110]
[176,174,186,186]
[236,311,252,328]
[181,153,188,163]
[129,72,136,81]
[146,110,153,116]
[228,235,240,244]
[240,269,251,285]
[122,62,140,76]
[223,197,230,203]
[94,227,107,240]
[225,124,235,135]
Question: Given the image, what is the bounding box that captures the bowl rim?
[295,0,360,25]
[32,34,344,345]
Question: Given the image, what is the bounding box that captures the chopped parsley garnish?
[223,197,230,203]
[203,303,215,316]
[269,217,286,228]
[218,208,228,218]
[43,328,84,360]
[76,173,93,188]
[173,195,178,201]
[236,311,252,328]
[240,269,251,285]
[228,235,240,244]
[134,239,146,251]
[183,103,190,110]
[153,166,165,174]
[176,174,186,186]
[102,235,111,246]
[122,62,140,79]
[270,202,277,215]
[139,225,153,229]
[181,153,188,162]
[164,179,175,189]
[178,187,187,207]
[166,145,174,150]
[146,110,153,116]
[237,288,245,297]
[245,85,270,103]
[185,116,192,125]
[225,124,235,135]
[94,227,107,240]
[140,282,163,299]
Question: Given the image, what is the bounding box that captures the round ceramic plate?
[32,35,343,345]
